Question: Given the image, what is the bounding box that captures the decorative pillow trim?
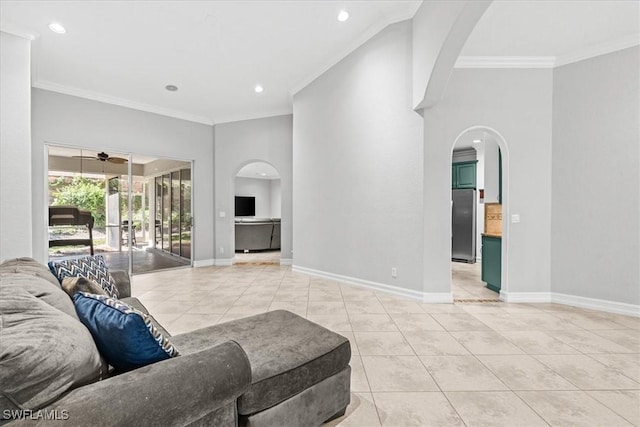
[73,292,180,371]
[78,293,179,358]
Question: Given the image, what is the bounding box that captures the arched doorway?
[233,161,282,264]
[450,126,509,301]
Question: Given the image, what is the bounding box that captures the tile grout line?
[337,280,383,427]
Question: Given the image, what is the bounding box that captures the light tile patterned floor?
[132,264,640,427]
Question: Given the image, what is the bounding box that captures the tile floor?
[131,264,640,427]
[451,261,499,301]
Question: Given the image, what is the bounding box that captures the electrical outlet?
[220,247,224,254]
[391,267,397,278]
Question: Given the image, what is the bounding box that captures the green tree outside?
[49,176,107,227]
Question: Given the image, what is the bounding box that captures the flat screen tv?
[235,196,255,217]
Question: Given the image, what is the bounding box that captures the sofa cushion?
[0,257,62,288]
[170,310,351,415]
[0,270,80,321]
[73,293,180,371]
[0,276,105,410]
[62,276,107,297]
[48,255,119,298]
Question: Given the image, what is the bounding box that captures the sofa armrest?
[14,341,251,426]
[110,270,131,298]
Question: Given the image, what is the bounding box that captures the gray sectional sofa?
[235,218,281,252]
[0,258,350,426]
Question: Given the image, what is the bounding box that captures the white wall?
[31,89,215,263]
[214,115,292,262]
[0,32,32,262]
[235,177,280,218]
[423,68,553,296]
[551,47,640,306]
[270,179,282,218]
[293,21,425,293]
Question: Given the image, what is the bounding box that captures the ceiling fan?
[72,151,128,164]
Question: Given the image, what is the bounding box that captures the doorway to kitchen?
[450,127,508,302]
[233,161,281,265]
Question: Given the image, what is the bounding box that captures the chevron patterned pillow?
[48,255,119,298]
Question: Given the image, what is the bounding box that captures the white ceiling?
[1,0,420,125]
[2,1,638,125]
[460,0,639,64]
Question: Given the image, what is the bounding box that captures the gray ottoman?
[171,310,351,427]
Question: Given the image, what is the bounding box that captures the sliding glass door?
[47,144,192,275]
[154,166,191,260]
[180,169,192,259]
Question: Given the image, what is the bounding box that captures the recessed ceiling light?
[254,85,264,93]
[165,85,178,91]
[472,139,482,144]
[337,10,349,22]
[48,22,66,34]
[260,173,267,177]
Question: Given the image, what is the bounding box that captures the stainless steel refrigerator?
[451,189,476,263]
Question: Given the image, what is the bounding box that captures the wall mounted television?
[235,196,255,217]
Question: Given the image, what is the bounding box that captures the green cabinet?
[481,235,501,293]
[452,161,477,189]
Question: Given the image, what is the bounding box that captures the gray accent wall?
[31,89,215,263]
[293,21,425,292]
[551,46,640,305]
[0,32,32,262]
[214,115,293,261]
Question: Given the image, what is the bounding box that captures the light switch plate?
[219,211,226,218]
[511,214,520,223]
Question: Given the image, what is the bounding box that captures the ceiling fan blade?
[71,155,99,160]
[107,157,127,164]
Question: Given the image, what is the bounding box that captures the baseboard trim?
[192,259,214,268]
[551,292,640,317]
[213,258,233,267]
[500,291,639,317]
[292,265,453,303]
[280,258,293,266]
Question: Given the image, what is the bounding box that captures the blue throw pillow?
[73,292,180,371]
[49,255,119,298]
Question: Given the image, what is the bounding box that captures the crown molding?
[213,109,293,125]
[554,33,640,67]
[32,80,214,126]
[456,35,640,69]
[1,22,39,40]
[290,6,421,96]
[32,79,294,127]
[455,56,556,69]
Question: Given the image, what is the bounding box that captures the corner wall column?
[0,31,33,261]
[422,110,454,301]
